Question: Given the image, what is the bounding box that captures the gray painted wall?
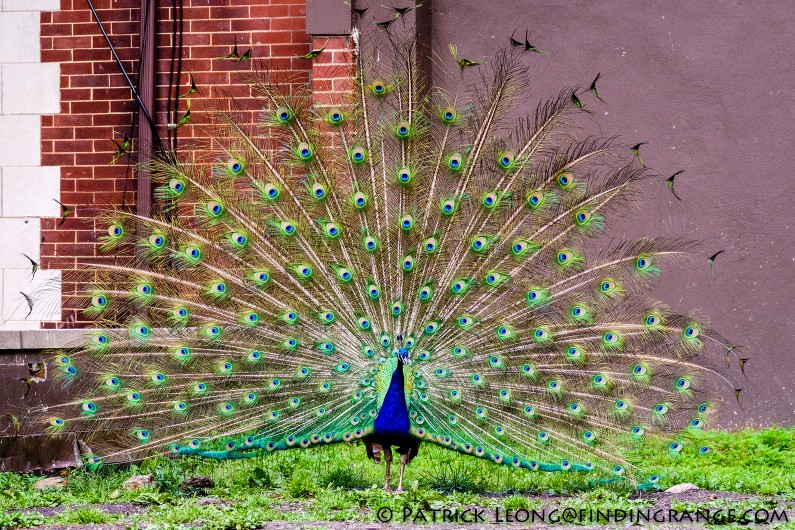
[428,0,794,427]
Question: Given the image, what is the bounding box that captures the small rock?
[195,497,223,506]
[181,476,215,493]
[33,476,67,490]
[122,474,154,490]
[665,482,700,494]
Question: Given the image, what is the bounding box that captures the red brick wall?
[38,0,319,327]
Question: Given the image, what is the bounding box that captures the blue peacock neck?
[373,361,410,437]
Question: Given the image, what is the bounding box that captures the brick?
[189,19,230,33]
[41,23,72,37]
[60,62,94,76]
[92,87,134,101]
[272,17,304,31]
[92,113,131,126]
[42,49,72,62]
[52,35,92,49]
[271,43,309,57]
[250,5,290,18]
[41,229,75,243]
[210,6,251,19]
[41,153,75,166]
[53,140,94,153]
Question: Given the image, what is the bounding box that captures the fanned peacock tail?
[26,19,736,486]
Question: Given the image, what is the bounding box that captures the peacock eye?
[169,179,185,193]
[297,142,313,160]
[447,153,463,170]
[497,151,515,169]
[328,108,344,123]
[227,158,244,174]
[275,106,292,123]
[350,146,366,163]
[371,79,386,95]
[635,255,652,270]
[395,121,411,138]
[440,106,457,123]
[397,166,413,183]
[557,172,573,188]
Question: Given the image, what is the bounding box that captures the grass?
[0,427,793,528]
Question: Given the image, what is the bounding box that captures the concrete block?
[0,115,40,166]
[2,166,60,217]
[0,217,40,267]
[1,63,60,115]
[1,0,61,11]
[0,268,60,322]
[0,330,21,349]
[20,328,84,349]
[0,11,40,63]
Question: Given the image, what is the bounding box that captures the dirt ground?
[13,488,794,529]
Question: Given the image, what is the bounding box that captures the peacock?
[15,16,738,493]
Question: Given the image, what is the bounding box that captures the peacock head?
[396,334,410,364]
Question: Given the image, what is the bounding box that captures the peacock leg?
[395,453,408,493]
[383,446,393,492]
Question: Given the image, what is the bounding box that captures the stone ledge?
[0,329,85,350]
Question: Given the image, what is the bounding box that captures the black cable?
[171,0,185,153]
[86,0,160,144]
[166,0,177,150]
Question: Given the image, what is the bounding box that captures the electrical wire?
[86,0,160,143]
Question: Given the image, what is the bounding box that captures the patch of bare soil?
[20,490,795,530]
